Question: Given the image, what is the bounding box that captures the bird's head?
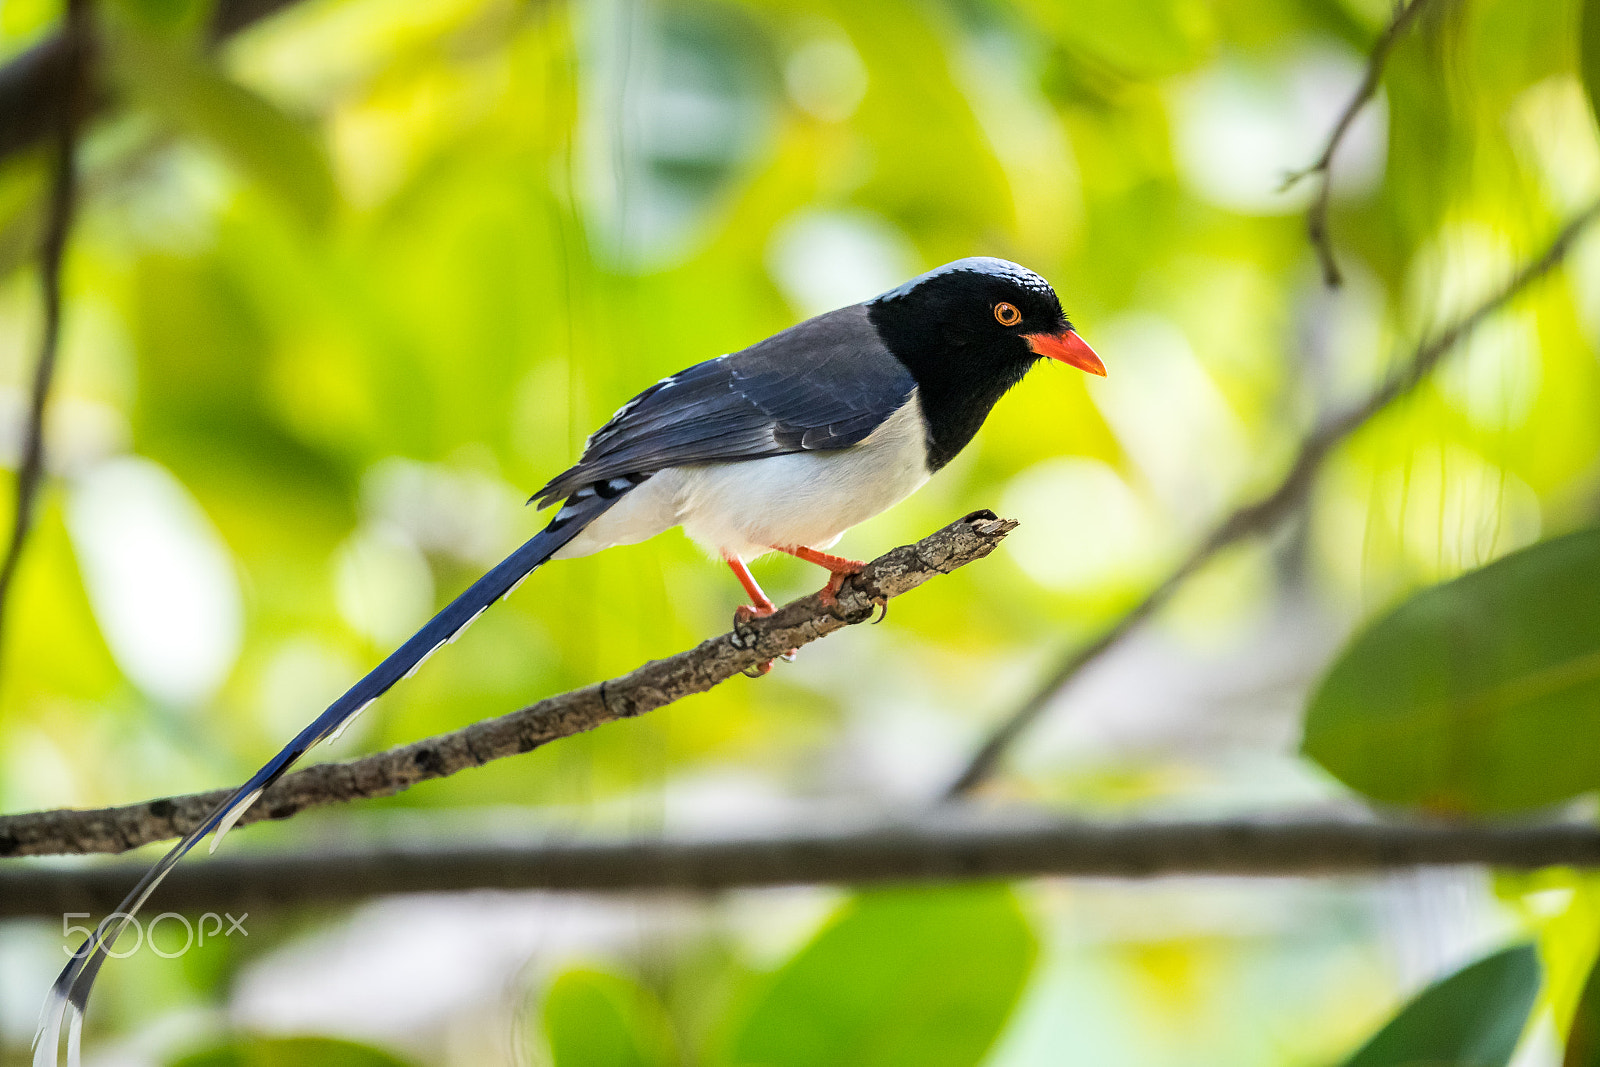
[866,257,1104,379]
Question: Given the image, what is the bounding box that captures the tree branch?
[0,0,91,677]
[1280,0,1433,287]
[0,512,1016,859]
[7,810,1600,918]
[945,197,1600,799]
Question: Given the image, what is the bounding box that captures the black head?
[866,257,1103,471]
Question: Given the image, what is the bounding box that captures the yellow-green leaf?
[721,885,1036,1067]
[543,968,680,1067]
[168,1035,419,1067]
[106,24,336,227]
[1583,0,1600,130]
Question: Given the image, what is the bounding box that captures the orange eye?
[994,302,1022,327]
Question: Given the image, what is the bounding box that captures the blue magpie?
[36,256,1102,1065]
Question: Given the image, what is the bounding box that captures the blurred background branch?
[1281,0,1436,287]
[8,810,1600,918]
[0,0,91,678]
[945,196,1600,799]
[0,513,1013,857]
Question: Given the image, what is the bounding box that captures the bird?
[34,255,1102,1066]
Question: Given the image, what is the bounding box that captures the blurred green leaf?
[1013,0,1215,76]
[168,1035,420,1067]
[543,968,680,1067]
[114,0,216,35]
[1566,946,1600,1066]
[1583,0,1600,129]
[106,24,336,227]
[0,152,45,281]
[1336,944,1540,1067]
[1303,528,1600,812]
[721,885,1036,1067]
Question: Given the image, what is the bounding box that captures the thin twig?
[0,0,91,675]
[0,512,1016,858]
[945,198,1600,799]
[8,810,1600,917]
[1280,0,1434,287]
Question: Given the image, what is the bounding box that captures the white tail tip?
[208,787,264,854]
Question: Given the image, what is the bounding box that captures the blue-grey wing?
[531,304,916,507]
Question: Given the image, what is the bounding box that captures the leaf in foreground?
[168,1035,419,1067]
[543,968,680,1067]
[1337,943,1540,1067]
[722,884,1036,1067]
[1564,941,1600,1066]
[1303,527,1600,812]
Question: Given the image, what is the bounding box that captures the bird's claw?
[733,603,794,675]
[731,602,770,651]
[817,562,867,608]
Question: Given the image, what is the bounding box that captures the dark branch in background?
[1280,0,1433,287]
[0,0,92,675]
[0,0,296,164]
[945,197,1600,799]
[205,0,302,41]
[0,513,1015,858]
[8,810,1600,918]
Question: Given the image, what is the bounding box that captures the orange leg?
[726,557,788,676]
[777,545,865,605]
[726,557,775,618]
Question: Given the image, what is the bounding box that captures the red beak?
[1025,329,1105,376]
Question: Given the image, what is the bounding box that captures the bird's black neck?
[867,302,1038,472]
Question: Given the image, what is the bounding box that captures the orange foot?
[779,546,865,606]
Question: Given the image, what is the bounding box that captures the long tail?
[34,487,627,1067]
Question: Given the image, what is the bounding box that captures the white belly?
[551,392,932,561]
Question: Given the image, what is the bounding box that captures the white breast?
[551,391,933,562]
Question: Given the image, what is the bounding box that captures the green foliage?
[543,968,681,1067]
[1567,946,1600,1066]
[0,154,46,279]
[1,0,1598,1061]
[106,21,336,227]
[1303,528,1600,812]
[1583,0,1600,128]
[531,887,1038,1067]
[113,0,216,35]
[167,1035,420,1067]
[717,885,1036,1067]
[1015,0,1215,77]
[1335,944,1540,1067]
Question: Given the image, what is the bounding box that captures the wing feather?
[533,305,915,508]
